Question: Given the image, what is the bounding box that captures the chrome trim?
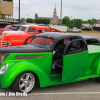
[0,40,11,48]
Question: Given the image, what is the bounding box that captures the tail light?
[0,40,11,48]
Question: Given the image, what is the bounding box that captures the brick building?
[0,0,13,21]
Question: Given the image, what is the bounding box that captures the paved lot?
[1,33,100,99]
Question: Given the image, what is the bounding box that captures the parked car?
[81,27,91,31]
[0,22,11,28]
[0,24,21,35]
[0,25,32,36]
[0,25,63,48]
[1,32,100,93]
[69,27,81,32]
[0,25,11,34]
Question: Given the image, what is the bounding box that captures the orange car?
[0,25,63,48]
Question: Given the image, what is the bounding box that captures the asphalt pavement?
[1,33,100,100]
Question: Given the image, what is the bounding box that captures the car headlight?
[0,63,8,75]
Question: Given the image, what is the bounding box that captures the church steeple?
[50,4,59,25]
[53,3,57,17]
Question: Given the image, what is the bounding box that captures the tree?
[87,19,94,25]
[0,10,2,19]
[34,19,42,24]
[74,19,82,28]
[92,18,98,23]
[26,18,34,23]
[42,19,50,24]
[62,16,70,24]
[16,19,19,21]
[34,18,50,24]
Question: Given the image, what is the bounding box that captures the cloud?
[21,0,30,4]
[13,0,100,20]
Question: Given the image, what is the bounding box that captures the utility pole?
[19,0,20,24]
[60,0,62,26]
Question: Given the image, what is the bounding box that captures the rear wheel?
[12,72,36,93]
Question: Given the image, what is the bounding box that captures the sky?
[13,0,100,21]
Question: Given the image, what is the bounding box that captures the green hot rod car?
[0,32,100,93]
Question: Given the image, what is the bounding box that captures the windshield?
[31,37,53,48]
[11,26,18,30]
[25,27,36,34]
[18,26,26,31]
[4,25,10,29]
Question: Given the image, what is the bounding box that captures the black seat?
[53,45,64,68]
[56,45,65,54]
[68,41,80,52]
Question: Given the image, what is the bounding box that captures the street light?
[60,0,62,26]
[19,0,20,24]
[15,7,19,19]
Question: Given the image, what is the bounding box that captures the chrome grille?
[0,40,11,48]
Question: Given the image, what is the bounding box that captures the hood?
[1,31,23,38]
[1,32,29,41]
[0,45,49,53]
[1,31,23,36]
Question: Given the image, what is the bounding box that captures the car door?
[62,39,88,83]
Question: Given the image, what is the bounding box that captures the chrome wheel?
[19,73,35,93]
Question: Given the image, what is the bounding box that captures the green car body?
[0,32,100,92]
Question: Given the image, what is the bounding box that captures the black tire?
[95,77,100,83]
[12,72,36,93]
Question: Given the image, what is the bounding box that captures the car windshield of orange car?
[31,37,53,48]
[18,26,26,31]
[25,27,36,34]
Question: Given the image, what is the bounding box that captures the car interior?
[51,38,86,74]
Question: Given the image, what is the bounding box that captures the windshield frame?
[30,36,54,49]
[18,26,26,31]
[25,27,36,34]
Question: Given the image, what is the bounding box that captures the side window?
[26,28,36,33]
[64,40,87,55]
[37,30,48,34]
[42,30,48,32]
[86,39,100,45]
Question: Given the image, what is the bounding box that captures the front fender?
[92,56,100,74]
[1,61,52,88]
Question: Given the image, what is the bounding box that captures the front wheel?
[12,72,36,93]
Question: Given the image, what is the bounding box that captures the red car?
[0,25,62,48]
[0,25,11,34]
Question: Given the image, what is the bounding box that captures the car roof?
[12,24,21,27]
[36,32,84,40]
[20,24,38,27]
